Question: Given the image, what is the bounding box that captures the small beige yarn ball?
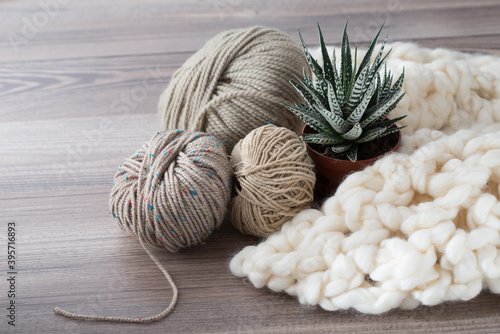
[158,26,308,153]
[230,124,316,237]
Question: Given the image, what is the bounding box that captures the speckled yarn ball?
[230,124,316,237]
[158,26,308,153]
[109,130,232,252]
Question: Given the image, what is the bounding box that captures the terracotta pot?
[303,124,401,198]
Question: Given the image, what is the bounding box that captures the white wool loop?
[231,43,500,314]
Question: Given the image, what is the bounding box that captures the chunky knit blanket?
[230,43,500,314]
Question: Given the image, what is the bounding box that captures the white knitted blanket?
[230,43,500,314]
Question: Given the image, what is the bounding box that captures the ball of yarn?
[158,26,308,153]
[230,124,316,237]
[109,130,232,252]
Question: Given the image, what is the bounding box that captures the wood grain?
[2,0,500,333]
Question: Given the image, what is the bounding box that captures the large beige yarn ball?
[158,26,308,153]
[230,124,316,237]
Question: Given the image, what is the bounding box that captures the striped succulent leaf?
[284,103,332,134]
[365,34,390,87]
[370,34,388,72]
[360,91,405,127]
[381,125,407,137]
[327,81,343,117]
[387,69,405,96]
[344,63,370,111]
[346,145,358,162]
[347,79,376,123]
[341,122,362,140]
[289,79,316,106]
[379,67,392,100]
[315,77,328,97]
[302,133,345,145]
[356,23,385,80]
[372,115,407,129]
[341,35,352,94]
[318,23,335,86]
[375,73,383,104]
[298,30,323,82]
[354,127,387,143]
[296,76,329,108]
[331,142,352,153]
[314,104,351,134]
[377,93,406,122]
[302,68,314,86]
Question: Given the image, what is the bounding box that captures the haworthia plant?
[285,20,407,162]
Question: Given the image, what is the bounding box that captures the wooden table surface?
[2,0,500,333]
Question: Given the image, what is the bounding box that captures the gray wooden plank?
[3,189,500,333]
[0,0,499,62]
[2,0,500,332]
[3,34,500,124]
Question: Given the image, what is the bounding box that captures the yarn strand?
[54,239,178,323]
[55,130,232,323]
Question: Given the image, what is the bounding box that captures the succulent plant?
[285,21,407,162]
